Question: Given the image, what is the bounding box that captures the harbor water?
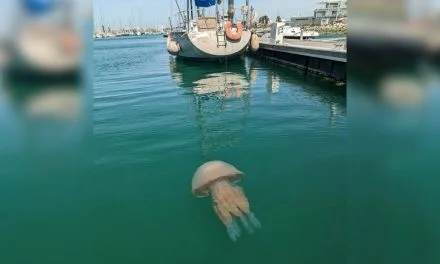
[92,36,346,263]
[3,34,439,264]
[0,4,439,264]
[1,35,347,263]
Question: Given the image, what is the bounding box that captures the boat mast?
[245,0,249,26]
[215,1,219,23]
[174,0,184,28]
[190,0,194,20]
[186,0,190,30]
[228,0,234,22]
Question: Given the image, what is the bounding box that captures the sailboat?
[167,0,260,61]
[3,0,81,80]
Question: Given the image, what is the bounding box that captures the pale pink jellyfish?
[192,161,261,241]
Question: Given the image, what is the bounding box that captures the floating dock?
[251,27,346,81]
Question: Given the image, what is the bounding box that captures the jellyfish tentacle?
[220,182,242,217]
[232,185,251,214]
[247,212,262,229]
[210,179,261,241]
[212,203,224,222]
[239,214,254,234]
[229,202,243,217]
[223,182,238,203]
[214,201,242,241]
[231,185,262,230]
[225,219,241,242]
[214,202,233,224]
[226,224,237,241]
[231,218,241,237]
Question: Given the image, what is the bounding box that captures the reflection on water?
[379,73,429,109]
[249,67,258,85]
[193,72,250,98]
[0,78,86,168]
[169,59,251,158]
[2,83,81,121]
[260,62,346,129]
[169,57,346,158]
[267,72,280,94]
[1,79,82,121]
[169,58,251,98]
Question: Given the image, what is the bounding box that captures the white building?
[314,0,347,24]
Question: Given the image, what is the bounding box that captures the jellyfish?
[192,160,261,242]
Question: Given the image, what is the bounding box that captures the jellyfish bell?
[192,160,261,242]
[192,160,244,197]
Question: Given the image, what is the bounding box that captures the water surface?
[93,36,346,263]
[0,35,347,264]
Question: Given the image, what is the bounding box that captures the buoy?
[225,21,243,41]
[250,33,259,52]
[166,35,180,55]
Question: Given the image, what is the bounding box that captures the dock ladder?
[216,27,226,47]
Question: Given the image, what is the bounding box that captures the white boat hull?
[170,30,252,61]
[283,26,319,39]
[284,33,319,39]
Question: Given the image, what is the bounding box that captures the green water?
[2,34,440,264]
[92,36,346,263]
[1,35,346,263]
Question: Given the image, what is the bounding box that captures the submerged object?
[192,160,261,242]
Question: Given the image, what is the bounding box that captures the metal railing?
[171,6,253,31]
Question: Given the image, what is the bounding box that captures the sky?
[93,0,318,29]
[2,0,440,33]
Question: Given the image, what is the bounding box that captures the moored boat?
[283,25,319,39]
[167,0,260,61]
[3,0,81,81]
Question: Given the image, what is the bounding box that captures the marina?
[93,5,347,260]
[92,35,347,262]
[2,0,347,263]
[3,0,440,263]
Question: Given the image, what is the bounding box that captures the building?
[289,16,316,27]
[314,0,347,24]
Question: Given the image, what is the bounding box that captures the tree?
[259,15,269,27]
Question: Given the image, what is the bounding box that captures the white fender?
[250,33,260,52]
[166,35,180,55]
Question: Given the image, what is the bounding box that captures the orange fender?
[225,21,243,41]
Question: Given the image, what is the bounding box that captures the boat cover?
[195,0,216,7]
[21,0,55,14]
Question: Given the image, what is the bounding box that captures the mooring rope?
[222,0,228,91]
